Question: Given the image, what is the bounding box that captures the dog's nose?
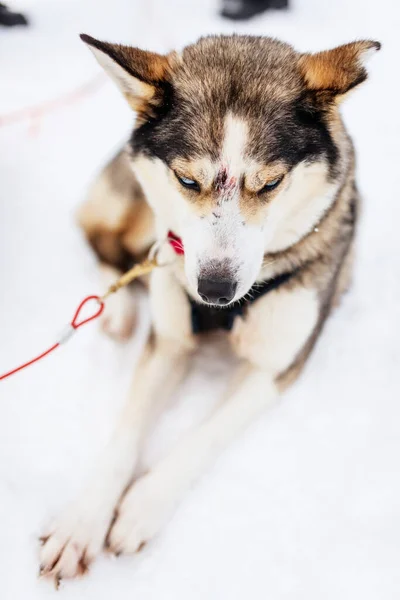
[198,278,237,305]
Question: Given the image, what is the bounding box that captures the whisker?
[261,258,277,269]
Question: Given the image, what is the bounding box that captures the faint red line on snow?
[0,73,106,136]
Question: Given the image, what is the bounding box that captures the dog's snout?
[198,278,237,305]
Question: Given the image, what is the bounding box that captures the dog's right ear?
[80,34,178,120]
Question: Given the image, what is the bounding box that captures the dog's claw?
[106,550,118,561]
[38,564,45,577]
[104,536,121,558]
[55,574,62,590]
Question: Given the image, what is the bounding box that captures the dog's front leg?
[107,284,320,554]
[39,268,194,581]
[107,364,277,554]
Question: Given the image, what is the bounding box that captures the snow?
[0,0,399,598]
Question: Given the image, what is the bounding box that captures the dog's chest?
[189,270,297,334]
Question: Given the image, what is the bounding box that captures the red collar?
[167,230,184,255]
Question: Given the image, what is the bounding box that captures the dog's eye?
[258,176,283,195]
[175,173,200,192]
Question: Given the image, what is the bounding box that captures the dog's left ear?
[80,34,179,120]
[299,40,381,99]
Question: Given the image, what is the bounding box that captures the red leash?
[0,296,104,381]
[0,232,183,382]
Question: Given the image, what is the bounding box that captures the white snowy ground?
[0,0,399,598]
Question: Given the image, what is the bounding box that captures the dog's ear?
[299,40,381,99]
[80,34,178,120]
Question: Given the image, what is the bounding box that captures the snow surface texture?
[0,0,399,598]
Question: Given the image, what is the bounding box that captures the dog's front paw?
[107,471,178,555]
[39,503,112,583]
[100,288,136,341]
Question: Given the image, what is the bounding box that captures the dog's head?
[81,34,379,306]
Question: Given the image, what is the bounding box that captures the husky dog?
[39,34,380,582]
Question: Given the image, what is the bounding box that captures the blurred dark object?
[221,0,289,20]
[0,3,29,27]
